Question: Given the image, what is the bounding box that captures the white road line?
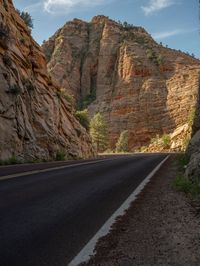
[68,155,170,266]
[0,158,120,181]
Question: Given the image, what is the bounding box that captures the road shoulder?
[82,156,200,266]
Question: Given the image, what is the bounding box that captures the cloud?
[153,29,181,39]
[25,2,43,13]
[43,0,109,14]
[142,0,175,15]
[152,28,198,40]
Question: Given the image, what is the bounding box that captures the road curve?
[0,154,167,266]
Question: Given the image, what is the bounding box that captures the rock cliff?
[0,0,94,161]
[43,16,200,151]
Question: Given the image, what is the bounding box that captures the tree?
[90,113,108,152]
[17,9,33,29]
[116,130,129,153]
[75,109,90,131]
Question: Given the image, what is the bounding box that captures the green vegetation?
[16,10,33,30]
[0,22,9,40]
[146,49,165,66]
[56,88,74,105]
[75,109,90,130]
[9,84,21,94]
[0,156,22,165]
[3,54,12,67]
[174,175,200,202]
[77,89,96,110]
[55,150,66,161]
[116,130,129,152]
[90,112,108,152]
[188,108,195,127]
[173,154,200,202]
[161,134,171,148]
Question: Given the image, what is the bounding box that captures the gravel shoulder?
[82,155,200,266]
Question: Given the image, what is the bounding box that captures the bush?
[161,134,170,148]
[56,88,74,104]
[9,84,21,94]
[174,175,200,201]
[23,79,36,91]
[3,54,12,67]
[77,89,96,110]
[55,150,66,161]
[75,109,90,130]
[0,156,22,165]
[116,130,129,152]
[17,10,33,29]
[0,22,9,40]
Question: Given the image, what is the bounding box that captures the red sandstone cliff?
[42,16,200,151]
[0,0,94,161]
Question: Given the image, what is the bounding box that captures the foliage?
[3,54,12,67]
[75,109,90,130]
[55,150,66,161]
[56,88,74,105]
[90,113,108,152]
[77,89,96,110]
[0,22,9,40]
[161,134,171,148]
[174,175,200,201]
[16,9,33,29]
[0,156,22,165]
[9,84,21,94]
[188,108,195,127]
[23,78,36,91]
[176,153,190,172]
[116,130,129,152]
[156,54,164,65]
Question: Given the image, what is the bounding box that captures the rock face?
[43,16,200,151]
[0,0,94,161]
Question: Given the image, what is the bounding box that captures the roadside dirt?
[82,156,200,266]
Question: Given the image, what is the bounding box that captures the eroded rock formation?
[43,16,200,151]
[0,0,94,161]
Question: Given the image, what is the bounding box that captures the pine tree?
[116,130,129,153]
[90,113,108,152]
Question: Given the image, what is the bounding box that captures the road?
[0,154,167,266]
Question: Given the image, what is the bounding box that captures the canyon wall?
[0,0,94,161]
[43,16,200,151]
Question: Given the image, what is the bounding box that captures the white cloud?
[152,28,198,40]
[25,2,43,13]
[153,29,181,39]
[43,0,109,14]
[142,0,175,15]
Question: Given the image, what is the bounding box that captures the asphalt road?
[0,154,167,266]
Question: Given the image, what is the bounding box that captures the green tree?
[75,109,90,130]
[116,130,129,153]
[17,10,33,29]
[90,113,108,152]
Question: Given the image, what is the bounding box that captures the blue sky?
[13,0,200,58]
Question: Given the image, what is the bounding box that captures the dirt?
[81,156,200,266]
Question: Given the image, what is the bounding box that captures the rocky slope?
[0,0,94,161]
[43,16,200,151]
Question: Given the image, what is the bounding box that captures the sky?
[13,0,200,58]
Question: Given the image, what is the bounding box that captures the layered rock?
[0,0,94,161]
[43,16,200,151]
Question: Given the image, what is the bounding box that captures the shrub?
[17,10,33,29]
[0,22,9,40]
[23,79,36,91]
[174,175,200,201]
[77,88,96,110]
[0,156,22,165]
[56,88,74,104]
[116,130,129,153]
[3,54,12,67]
[9,84,21,94]
[157,54,164,65]
[90,112,108,152]
[75,109,90,130]
[55,150,66,161]
[161,134,170,148]
[19,37,26,45]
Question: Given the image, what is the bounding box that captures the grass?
[55,150,66,161]
[174,175,200,202]
[0,156,22,165]
[174,153,200,202]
